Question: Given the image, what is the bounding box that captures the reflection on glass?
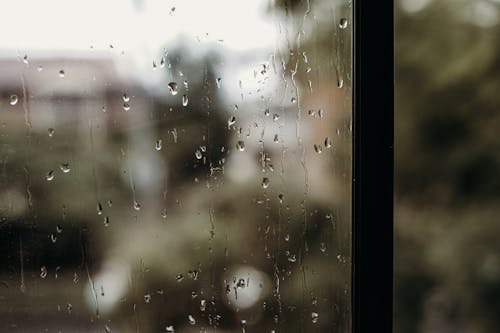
[0,0,351,332]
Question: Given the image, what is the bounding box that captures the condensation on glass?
[0,0,351,332]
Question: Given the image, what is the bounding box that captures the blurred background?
[0,0,351,332]
[396,0,500,332]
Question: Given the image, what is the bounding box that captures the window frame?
[352,1,394,332]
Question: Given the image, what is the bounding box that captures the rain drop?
[311,312,319,323]
[104,216,110,227]
[228,116,236,128]
[195,149,203,160]
[40,266,47,279]
[337,77,344,88]
[188,315,196,325]
[123,103,131,111]
[155,139,162,151]
[46,170,55,181]
[165,325,175,332]
[9,94,18,106]
[325,137,333,148]
[122,93,130,102]
[200,299,206,312]
[236,140,245,152]
[176,274,184,282]
[339,18,348,29]
[216,77,222,88]
[314,144,323,154]
[273,134,279,143]
[291,97,297,104]
[182,95,188,106]
[273,114,280,122]
[48,128,55,137]
[144,293,151,303]
[133,200,141,211]
[320,242,327,253]
[262,177,270,189]
[168,82,178,95]
[97,202,103,215]
[58,70,65,78]
[60,163,70,173]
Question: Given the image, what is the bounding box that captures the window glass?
[0,1,351,331]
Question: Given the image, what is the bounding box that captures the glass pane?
[395,1,500,332]
[0,1,352,332]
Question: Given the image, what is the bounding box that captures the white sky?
[0,0,276,53]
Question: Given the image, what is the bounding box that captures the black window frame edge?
[352,1,394,332]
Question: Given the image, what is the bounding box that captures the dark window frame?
[352,1,394,332]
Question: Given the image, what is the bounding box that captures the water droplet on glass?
[22,54,28,65]
[176,274,184,282]
[200,299,206,312]
[188,315,196,325]
[228,116,236,128]
[40,266,47,279]
[273,134,279,143]
[9,94,18,106]
[133,200,141,211]
[182,95,188,106]
[122,93,130,102]
[161,209,168,219]
[273,114,280,122]
[165,325,175,332]
[160,57,166,67]
[46,170,55,181]
[144,293,151,303]
[58,70,65,78]
[311,312,319,323]
[105,325,111,333]
[314,144,323,154]
[155,139,162,151]
[97,202,103,215]
[104,216,110,227]
[291,97,297,104]
[264,108,270,117]
[278,193,284,203]
[48,128,55,137]
[123,103,131,111]
[60,163,70,173]
[152,60,157,70]
[325,137,332,148]
[170,6,176,15]
[337,77,344,88]
[216,77,222,88]
[183,80,188,89]
[50,233,57,243]
[288,254,297,263]
[320,242,327,253]
[339,18,348,29]
[195,149,203,160]
[168,82,178,95]
[262,177,270,189]
[236,140,245,152]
